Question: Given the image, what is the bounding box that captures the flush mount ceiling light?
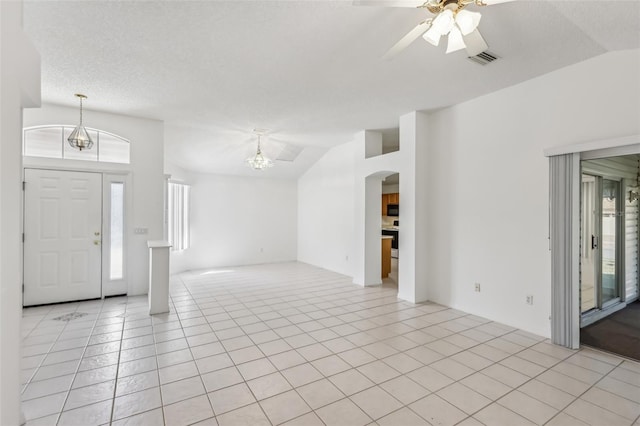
[67,93,94,151]
[354,0,513,59]
[245,129,274,171]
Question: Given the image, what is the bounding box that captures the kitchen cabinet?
[382,236,392,278]
[381,192,400,216]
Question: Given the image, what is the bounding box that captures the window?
[23,125,130,164]
[110,182,125,280]
[167,182,190,251]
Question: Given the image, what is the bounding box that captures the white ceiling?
[23,0,640,178]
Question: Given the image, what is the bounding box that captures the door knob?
[94,231,101,236]
[94,240,101,246]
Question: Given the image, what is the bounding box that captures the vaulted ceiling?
[23,0,640,178]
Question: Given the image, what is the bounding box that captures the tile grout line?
[53,302,106,425]
[164,282,640,426]
[171,273,220,426]
[20,304,56,390]
[22,302,97,423]
[179,272,277,426]
[108,298,133,426]
[21,264,640,426]
[182,270,544,425]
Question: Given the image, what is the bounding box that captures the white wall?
[425,49,640,337]
[167,168,298,273]
[296,49,640,338]
[299,115,430,303]
[382,184,399,194]
[24,104,165,296]
[298,142,356,277]
[1,1,41,423]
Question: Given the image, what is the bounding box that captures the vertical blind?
[550,153,581,349]
[168,182,190,251]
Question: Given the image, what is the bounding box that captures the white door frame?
[23,166,131,304]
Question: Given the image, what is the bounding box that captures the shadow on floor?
[580,301,640,362]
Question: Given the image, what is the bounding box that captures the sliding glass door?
[581,174,622,317]
[601,179,621,307]
[581,175,597,314]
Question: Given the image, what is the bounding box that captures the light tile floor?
[21,262,640,426]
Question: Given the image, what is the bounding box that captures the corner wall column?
[353,131,384,286]
[398,111,429,303]
[0,1,41,423]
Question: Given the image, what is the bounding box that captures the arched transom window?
[23,125,130,164]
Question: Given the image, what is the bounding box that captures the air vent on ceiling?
[467,51,499,66]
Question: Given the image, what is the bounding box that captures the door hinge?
[22,233,25,243]
[22,181,25,191]
[22,284,24,293]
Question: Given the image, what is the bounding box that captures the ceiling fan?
[243,128,305,170]
[354,0,514,59]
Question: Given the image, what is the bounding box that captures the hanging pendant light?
[245,132,274,170]
[67,93,94,151]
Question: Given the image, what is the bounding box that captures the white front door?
[24,169,103,306]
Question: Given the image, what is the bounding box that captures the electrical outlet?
[474,283,481,292]
[345,255,349,261]
[526,295,534,305]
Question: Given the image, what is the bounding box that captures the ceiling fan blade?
[463,29,488,56]
[352,0,426,7]
[383,21,431,60]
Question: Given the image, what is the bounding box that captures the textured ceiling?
[23,0,640,178]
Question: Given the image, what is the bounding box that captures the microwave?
[387,203,399,216]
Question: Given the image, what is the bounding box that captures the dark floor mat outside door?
[580,301,640,362]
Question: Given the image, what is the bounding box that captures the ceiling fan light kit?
[446,26,465,53]
[456,9,481,35]
[425,1,484,54]
[374,0,509,59]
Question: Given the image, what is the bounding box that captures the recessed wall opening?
[381,128,399,155]
[364,128,399,159]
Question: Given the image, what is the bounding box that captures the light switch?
[134,227,148,235]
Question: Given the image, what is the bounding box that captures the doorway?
[23,169,103,305]
[578,154,640,360]
[23,168,128,306]
[382,173,399,288]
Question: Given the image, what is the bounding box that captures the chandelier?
[245,131,274,170]
[67,93,94,151]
